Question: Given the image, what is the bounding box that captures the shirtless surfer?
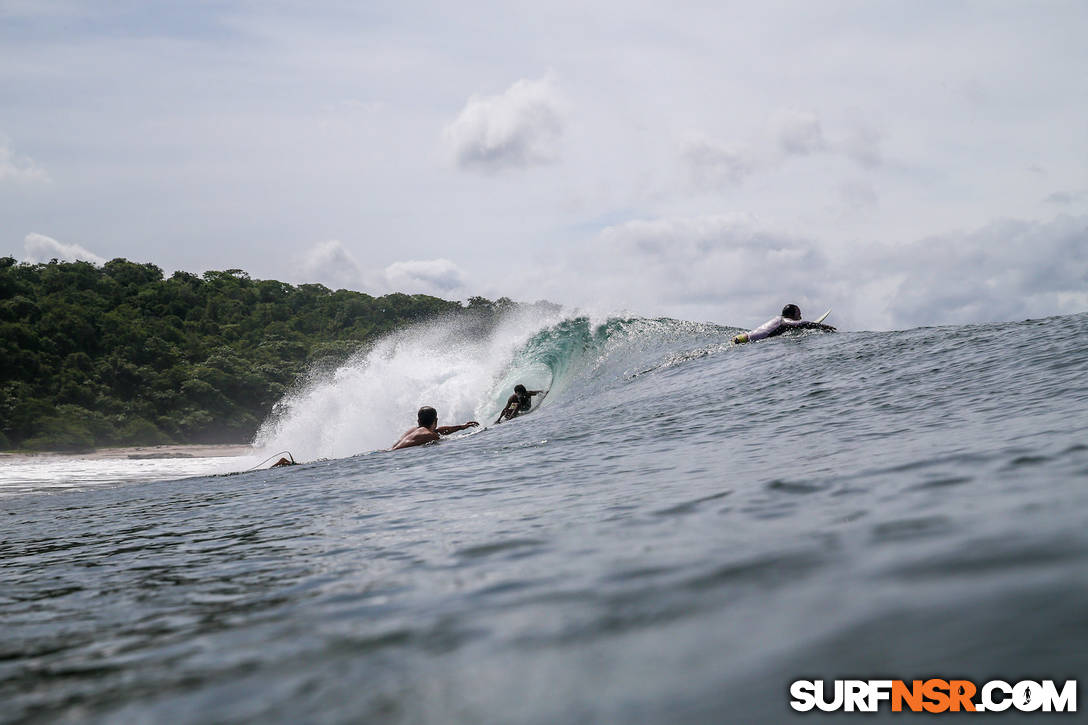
[732,304,836,344]
[391,406,478,450]
[495,384,546,423]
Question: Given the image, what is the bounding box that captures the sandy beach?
[0,444,254,462]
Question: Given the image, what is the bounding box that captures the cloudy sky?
[2,0,1086,330]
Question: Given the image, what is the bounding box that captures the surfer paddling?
[391,406,478,451]
[495,384,546,423]
[732,304,836,344]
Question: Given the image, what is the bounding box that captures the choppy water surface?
[3,312,1087,723]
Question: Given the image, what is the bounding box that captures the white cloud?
[0,136,49,183]
[23,233,104,264]
[298,239,365,289]
[682,117,881,192]
[546,213,1087,331]
[839,180,879,211]
[1044,191,1083,206]
[567,215,830,322]
[443,75,565,172]
[840,124,883,169]
[774,110,826,156]
[382,258,467,296]
[886,215,1088,327]
[681,136,752,189]
[293,244,467,299]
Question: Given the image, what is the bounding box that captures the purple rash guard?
[744,315,809,342]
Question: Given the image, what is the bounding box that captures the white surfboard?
[814,309,832,324]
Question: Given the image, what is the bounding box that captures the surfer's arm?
[495,396,519,423]
[796,321,837,331]
[770,318,837,334]
[733,316,781,344]
[437,421,479,435]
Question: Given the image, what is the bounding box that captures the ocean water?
[2,311,1087,723]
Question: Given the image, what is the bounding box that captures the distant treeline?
[0,257,534,451]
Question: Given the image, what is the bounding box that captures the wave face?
[251,306,569,459]
[4,310,1088,723]
[253,311,730,459]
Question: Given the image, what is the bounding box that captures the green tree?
[0,258,525,451]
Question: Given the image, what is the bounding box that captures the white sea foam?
[0,456,242,498]
[252,305,568,461]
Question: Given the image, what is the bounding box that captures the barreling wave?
[252,310,733,461]
[489,316,735,402]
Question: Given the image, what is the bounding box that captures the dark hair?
[781,304,801,320]
[514,384,527,394]
[417,406,438,428]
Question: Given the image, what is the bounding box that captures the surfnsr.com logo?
[789,679,1077,713]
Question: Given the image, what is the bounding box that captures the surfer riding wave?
[495,384,546,423]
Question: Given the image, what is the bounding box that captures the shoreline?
[0,443,255,462]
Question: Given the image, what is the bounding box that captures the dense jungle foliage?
[0,257,520,451]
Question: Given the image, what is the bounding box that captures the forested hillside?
[0,257,519,451]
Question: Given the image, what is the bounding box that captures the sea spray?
[252,305,569,460]
[252,311,735,461]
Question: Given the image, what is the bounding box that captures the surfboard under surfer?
[732,304,836,344]
[495,384,546,423]
[391,406,479,450]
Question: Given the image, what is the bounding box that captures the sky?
[2,0,1086,331]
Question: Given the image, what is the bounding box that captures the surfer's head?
[782,303,802,321]
[514,384,527,395]
[417,406,438,429]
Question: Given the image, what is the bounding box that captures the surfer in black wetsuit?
[732,304,836,344]
[495,384,545,423]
